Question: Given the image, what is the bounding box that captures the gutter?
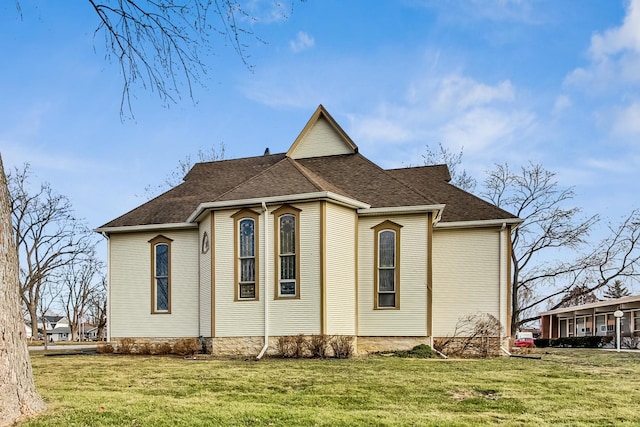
[95,222,198,234]
[187,192,370,223]
[357,204,445,217]
[434,218,522,230]
[101,232,112,343]
[256,201,270,360]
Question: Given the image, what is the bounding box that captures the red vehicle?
[515,332,535,348]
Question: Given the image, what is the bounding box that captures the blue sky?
[1,1,639,271]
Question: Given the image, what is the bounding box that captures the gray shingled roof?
[386,165,517,222]
[100,152,515,228]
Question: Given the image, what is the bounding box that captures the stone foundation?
[111,335,505,358]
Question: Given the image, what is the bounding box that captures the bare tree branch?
[8,164,97,338]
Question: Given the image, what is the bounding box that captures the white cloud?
[589,0,640,59]
[347,72,534,160]
[289,31,315,53]
[552,95,572,115]
[612,102,640,136]
[563,0,640,141]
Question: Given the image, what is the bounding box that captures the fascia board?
[434,218,523,230]
[357,204,445,217]
[187,192,370,223]
[94,222,198,235]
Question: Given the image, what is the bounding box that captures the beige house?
[97,105,521,356]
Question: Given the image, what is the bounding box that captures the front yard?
[22,348,640,426]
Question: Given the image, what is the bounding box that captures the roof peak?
[286,105,358,160]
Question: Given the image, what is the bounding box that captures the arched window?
[273,205,301,299]
[233,209,260,301]
[149,235,172,313]
[373,221,402,309]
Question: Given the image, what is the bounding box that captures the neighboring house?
[38,315,64,332]
[47,326,70,342]
[540,295,640,339]
[97,105,521,356]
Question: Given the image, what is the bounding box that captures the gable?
[287,105,358,159]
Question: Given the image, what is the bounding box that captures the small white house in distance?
[96,105,521,357]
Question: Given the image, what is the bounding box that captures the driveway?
[28,344,99,352]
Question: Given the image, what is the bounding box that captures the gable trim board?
[99,105,521,356]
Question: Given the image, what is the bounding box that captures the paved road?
[28,344,99,352]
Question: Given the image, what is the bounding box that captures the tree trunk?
[28,300,38,342]
[0,155,46,426]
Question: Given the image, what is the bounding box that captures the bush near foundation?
[276,335,353,359]
[173,338,200,356]
[96,343,114,354]
[306,334,330,358]
[393,344,436,359]
[330,335,353,359]
[534,336,613,348]
[118,338,136,354]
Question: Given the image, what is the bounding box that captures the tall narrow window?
[373,221,401,309]
[273,205,301,299]
[149,235,172,313]
[233,209,260,301]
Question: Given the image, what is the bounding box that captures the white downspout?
[101,232,111,343]
[499,223,511,356]
[256,202,270,360]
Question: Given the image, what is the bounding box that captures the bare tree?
[142,142,226,199]
[87,275,108,341]
[558,285,598,308]
[0,155,46,426]
[8,164,96,341]
[37,279,63,350]
[59,255,105,341]
[2,2,299,424]
[421,143,477,192]
[89,0,298,118]
[483,163,640,334]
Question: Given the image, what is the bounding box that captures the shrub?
[543,336,612,348]
[96,343,114,354]
[173,338,200,356]
[276,336,296,358]
[118,338,135,354]
[534,338,550,348]
[330,336,353,359]
[306,334,330,358]
[152,342,173,355]
[435,313,503,358]
[138,342,154,355]
[394,344,436,359]
[276,335,308,358]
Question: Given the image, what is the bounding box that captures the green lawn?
[22,349,640,426]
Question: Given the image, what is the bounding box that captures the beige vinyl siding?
[214,209,264,337]
[199,213,212,337]
[289,117,354,159]
[431,227,501,337]
[324,203,357,335]
[270,202,322,336]
[357,215,428,336]
[109,230,199,338]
